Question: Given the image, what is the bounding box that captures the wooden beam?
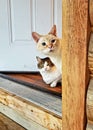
[0,103,48,130]
[91,27,93,32]
[87,79,93,122]
[0,113,25,130]
[0,89,62,130]
[88,33,93,57]
[86,123,93,130]
[88,56,93,78]
[88,33,93,77]
[89,0,93,26]
[62,0,89,130]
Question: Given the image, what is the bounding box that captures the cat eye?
[51,39,56,43]
[42,42,46,46]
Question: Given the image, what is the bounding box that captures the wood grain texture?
[0,103,48,130]
[89,0,93,26]
[86,123,93,130]
[1,73,62,96]
[0,77,62,117]
[88,56,93,78]
[62,0,89,130]
[87,79,93,122]
[91,27,93,32]
[0,113,25,130]
[88,33,93,57]
[0,89,62,130]
[88,33,93,78]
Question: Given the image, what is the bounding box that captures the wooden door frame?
[62,0,89,130]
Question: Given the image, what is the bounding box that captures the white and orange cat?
[36,56,61,87]
[32,25,62,74]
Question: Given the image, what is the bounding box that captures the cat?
[36,56,61,87]
[32,25,62,74]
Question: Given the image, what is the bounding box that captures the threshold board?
[0,76,62,117]
[0,73,62,96]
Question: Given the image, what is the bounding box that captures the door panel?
[11,0,32,42]
[0,0,62,71]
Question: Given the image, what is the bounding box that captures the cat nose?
[48,44,53,48]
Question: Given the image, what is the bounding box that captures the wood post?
[87,79,93,123]
[88,33,93,57]
[91,27,93,32]
[86,76,93,129]
[89,0,93,26]
[62,0,89,130]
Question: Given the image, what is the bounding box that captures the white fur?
[38,62,61,87]
[48,39,62,74]
[37,36,62,74]
[32,25,62,86]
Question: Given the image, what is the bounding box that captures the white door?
[0,0,62,72]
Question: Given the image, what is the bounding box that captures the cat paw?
[50,82,57,87]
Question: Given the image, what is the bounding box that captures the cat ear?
[32,32,41,42]
[36,56,41,63]
[48,25,57,36]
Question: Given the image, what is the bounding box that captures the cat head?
[32,25,60,55]
[36,56,54,72]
